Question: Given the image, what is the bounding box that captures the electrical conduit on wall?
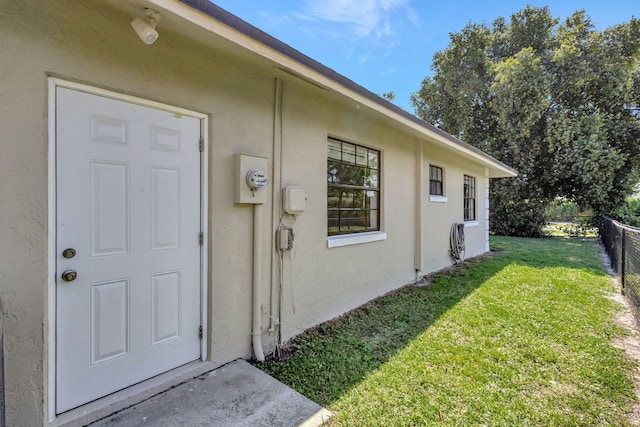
[253,203,265,362]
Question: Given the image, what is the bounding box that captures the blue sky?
[211,1,638,112]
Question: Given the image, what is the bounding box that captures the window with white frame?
[327,137,380,235]
[429,165,444,196]
[464,175,476,221]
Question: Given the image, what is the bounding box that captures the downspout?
[484,167,490,253]
[414,139,424,281]
[253,203,265,361]
[270,78,283,335]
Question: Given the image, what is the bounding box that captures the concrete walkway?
[89,360,331,427]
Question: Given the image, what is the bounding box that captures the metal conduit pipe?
[0,296,4,426]
[252,203,265,361]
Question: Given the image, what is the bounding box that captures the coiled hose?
[450,223,465,264]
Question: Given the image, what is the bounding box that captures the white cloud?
[257,10,293,29]
[358,52,372,63]
[303,0,418,39]
[252,0,421,66]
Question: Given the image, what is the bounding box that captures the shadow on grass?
[252,236,607,407]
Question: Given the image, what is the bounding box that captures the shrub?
[610,198,640,227]
[490,194,547,237]
[545,199,580,222]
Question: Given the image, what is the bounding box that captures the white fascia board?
[148,0,517,178]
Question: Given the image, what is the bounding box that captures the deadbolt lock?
[62,248,76,259]
[61,270,77,282]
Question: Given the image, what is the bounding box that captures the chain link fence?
[601,215,640,323]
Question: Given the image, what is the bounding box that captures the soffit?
[96,0,517,178]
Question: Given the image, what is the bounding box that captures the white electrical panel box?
[283,186,306,214]
[235,153,269,204]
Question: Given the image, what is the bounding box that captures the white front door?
[55,87,203,413]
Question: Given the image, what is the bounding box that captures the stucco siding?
[422,144,490,272]
[1,1,276,423]
[1,1,502,424]
[277,83,417,341]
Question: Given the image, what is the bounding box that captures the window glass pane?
[332,163,358,186]
[431,181,443,196]
[341,189,353,209]
[327,186,341,208]
[432,165,442,181]
[363,190,371,210]
[327,160,339,184]
[338,164,364,187]
[328,210,340,233]
[464,201,476,221]
[369,209,378,230]
[340,210,360,232]
[358,214,369,232]
[368,151,379,169]
[353,189,366,209]
[339,165,352,187]
[355,146,368,166]
[343,143,356,164]
[365,190,379,210]
[341,209,357,232]
[354,165,368,187]
[328,139,342,161]
[364,169,378,189]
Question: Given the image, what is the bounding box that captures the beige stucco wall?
[276,83,417,341]
[1,2,273,423]
[422,143,490,272]
[1,1,496,425]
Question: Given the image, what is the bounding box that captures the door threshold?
[50,360,217,427]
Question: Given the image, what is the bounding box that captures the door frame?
[46,77,209,420]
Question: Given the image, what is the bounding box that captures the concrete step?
[89,360,331,427]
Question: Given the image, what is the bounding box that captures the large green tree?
[411,6,640,236]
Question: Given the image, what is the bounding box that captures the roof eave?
[146,0,517,178]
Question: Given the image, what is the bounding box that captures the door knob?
[62,248,76,259]
[61,270,77,282]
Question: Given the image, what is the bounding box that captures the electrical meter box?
[283,186,306,214]
[235,153,269,204]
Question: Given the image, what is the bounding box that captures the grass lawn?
[254,236,637,426]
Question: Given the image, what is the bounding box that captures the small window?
[464,175,476,221]
[429,165,444,196]
[327,137,380,236]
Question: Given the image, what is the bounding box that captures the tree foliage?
[381,91,396,101]
[611,198,640,227]
[411,6,640,236]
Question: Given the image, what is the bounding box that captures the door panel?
[151,166,181,249]
[151,270,182,345]
[90,161,130,256]
[90,278,130,365]
[55,88,202,413]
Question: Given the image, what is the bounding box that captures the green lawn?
[254,236,637,426]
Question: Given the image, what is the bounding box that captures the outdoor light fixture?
[131,8,162,44]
